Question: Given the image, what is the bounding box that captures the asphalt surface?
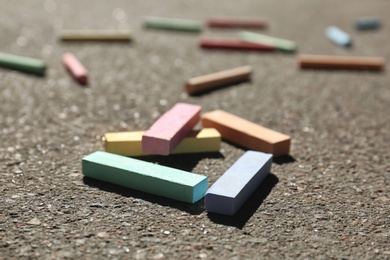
[1,0,389,259]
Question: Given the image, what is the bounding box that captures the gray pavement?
[1,0,389,258]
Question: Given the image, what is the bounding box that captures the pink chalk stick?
[62,53,88,84]
[142,103,201,155]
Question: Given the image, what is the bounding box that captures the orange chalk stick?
[202,110,291,156]
[62,53,88,84]
[185,66,252,95]
[298,54,385,70]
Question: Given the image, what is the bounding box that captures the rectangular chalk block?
[59,29,132,41]
[298,54,385,70]
[207,17,268,29]
[82,151,208,203]
[355,17,381,30]
[0,52,45,75]
[326,26,351,47]
[142,103,201,155]
[200,38,274,52]
[62,53,88,84]
[186,66,252,95]
[202,110,291,156]
[205,151,273,216]
[143,16,202,32]
[105,128,221,156]
[239,31,296,52]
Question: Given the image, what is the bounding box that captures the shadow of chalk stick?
[207,173,279,229]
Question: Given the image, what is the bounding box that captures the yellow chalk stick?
[104,128,221,156]
[59,29,132,41]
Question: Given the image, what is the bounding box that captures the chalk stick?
[185,66,252,95]
[62,53,88,84]
[0,52,45,75]
[202,110,290,156]
[206,151,272,216]
[326,26,351,47]
[298,54,385,70]
[207,18,267,29]
[200,38,274,52]
[142,103,201,155]
[59,29,132,41]
[82,151,208,203]
[143,16,202,32]
[355,17,381,30]
[104,128,221,156]
[239,31,296,52]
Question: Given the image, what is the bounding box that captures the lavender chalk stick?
[142,103,201,155]
[205,151,272,216]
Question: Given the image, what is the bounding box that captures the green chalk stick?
[239,31,297,52]
[0,53,46,75]
[82,151,208,203]
[143,16,202,32]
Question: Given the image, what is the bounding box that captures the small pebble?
[96,232,109,238]
[27,218,41,225]
[108,248,123,255]
[152,253,164,260]
[314,214,329,220]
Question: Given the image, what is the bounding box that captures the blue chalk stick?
[205,151,273,216]
[326,26,351,47]
[355,17,381,30]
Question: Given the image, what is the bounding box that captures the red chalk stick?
[200,38,274,52]
[207,18,268,29]
[62,53,88,84]
[142,103,201,155]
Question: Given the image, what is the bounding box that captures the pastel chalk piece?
[326,26,351,47]
[202,110,291,156]
[142,103,201,155]
[200,38,274,52]
[59,29,132,41]
[355,17,381,30]
[104,128,221,156]
[0,52,45,75]
[239,31,296,52]
[82,151,208,203]
[205,150,273,216]
[185,66,252,95]
[298,54,385,70]
[143,16,202,32]
[207,18,268,29]
[62,53,88,84]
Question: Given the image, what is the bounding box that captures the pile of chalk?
[82,103,291,216]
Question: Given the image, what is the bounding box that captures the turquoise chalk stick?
[205,151,273,215]
[82,151,208,203]
[0,52,45,75]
